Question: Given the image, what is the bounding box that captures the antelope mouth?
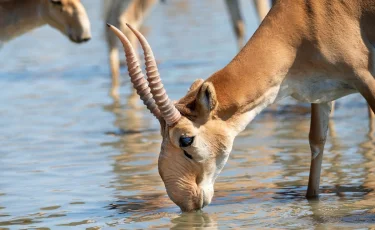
[69,35,91,43]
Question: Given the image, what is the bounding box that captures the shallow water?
[1,0,375,229]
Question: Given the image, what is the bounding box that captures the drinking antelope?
[108,0,375,212]
[0,0,91,44]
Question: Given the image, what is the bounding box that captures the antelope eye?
[179,136,194,148]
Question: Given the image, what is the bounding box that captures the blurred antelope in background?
[108,0,375,212]
[0,0,91,44]
[104,0,272,97]
[225,0,273,48]
[104,0,159,97]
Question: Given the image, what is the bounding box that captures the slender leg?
[369,104,375,119]
[329,101,335,118]
[224,0,245,49]
[105,0,126,99]
[109,47,120,98]
[253,0,271,22]
[355,70,375,114]
[106,0,157,99]
[306,102,331,198]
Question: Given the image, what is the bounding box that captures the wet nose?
[200,186,214,209]
[202,191,209,208]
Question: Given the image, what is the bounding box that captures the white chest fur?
[287,75,357,104]
[233,73,358,134]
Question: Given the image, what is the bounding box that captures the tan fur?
[155,0,375,212]
[0,0,91,43]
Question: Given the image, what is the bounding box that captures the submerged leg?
[306,102,331,198]
[369,104,374,119]
[105,0,125,99]
[109,47,120,98]
[329,101,335,118]
[224,0,245,49]
[253,0,271,22]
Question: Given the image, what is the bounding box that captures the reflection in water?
[102,91,178,219]
[103,93,161,181]
[352,124,375,213]
[170,212,217,229]
[1,0,375,228]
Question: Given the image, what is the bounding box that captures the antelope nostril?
[82,37,90,42]
[201,190,207,209]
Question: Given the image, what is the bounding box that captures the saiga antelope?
[108,0,375,212]
[0,0,91,44]
[104,0,272,97]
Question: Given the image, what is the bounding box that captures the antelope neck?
[207,2,305,130]
[0,0,46,42]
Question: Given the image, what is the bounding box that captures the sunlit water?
[1,0,375,229]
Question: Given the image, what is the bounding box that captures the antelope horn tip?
[106,23,112,28]
[126,23,136,31]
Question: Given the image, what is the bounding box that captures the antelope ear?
[188,79,204,93]
[197,82,217,116]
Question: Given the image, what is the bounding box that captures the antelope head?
[44,0,91,43]
[108,24,239,212]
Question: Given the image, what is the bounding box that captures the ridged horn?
[107,23,161,118]
[126,23,181,126]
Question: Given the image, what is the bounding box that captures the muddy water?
[1,0,375,229]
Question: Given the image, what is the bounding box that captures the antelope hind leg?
[306,102,331,198]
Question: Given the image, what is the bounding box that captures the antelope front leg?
[369,105,374,119]
[253,0,271,22]
[306,102,331,198]
[224,0,245,49]
[109,47,120,98]
[355,70,375,116]
[329,101,336,118]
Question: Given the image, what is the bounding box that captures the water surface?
[1,0,375,228]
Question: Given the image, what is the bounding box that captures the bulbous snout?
[67,11,91,44]
[67,22,91,43]
[172,183,214,212]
